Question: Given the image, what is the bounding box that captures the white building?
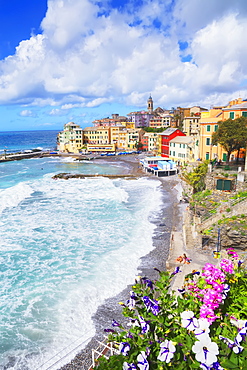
[169,136,197,165]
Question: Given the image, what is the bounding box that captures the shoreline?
[57,156,183,370]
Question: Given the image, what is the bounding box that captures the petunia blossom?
[126,291,137,309]
[123,362,137,370]
[141,277,154,289]
[137,351,149,370]
[192,335,219,366]
[138,315,150,334]
[157,340,176,363]
[119,342,131,356]
[181,310,198,331]
[142,296,160,316]
[219,335,243,354]
[194,318,210,339]
[200,362,224,370]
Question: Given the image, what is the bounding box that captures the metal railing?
[200,195,247,223]
[35,330,95,370]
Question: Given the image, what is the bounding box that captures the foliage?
[230,191,247,200]
[143,127,166,133]
[192,190,212,202]
[95,251,247,370]
[181,161,209,194]
[211,117,247,163]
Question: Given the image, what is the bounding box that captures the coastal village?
[57,95,247,170]
[56,98,247,370]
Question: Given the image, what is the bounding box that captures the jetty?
[52,173,140,180]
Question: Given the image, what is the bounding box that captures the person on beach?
[176,253,191,264]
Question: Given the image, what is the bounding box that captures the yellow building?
[199,99,247,161]
[57,122,84,153]
[126,129,144,150]
[199,109,225,161]
[222,98,247,120]
[83,126,110,145]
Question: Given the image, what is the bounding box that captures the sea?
[0,131,170,370]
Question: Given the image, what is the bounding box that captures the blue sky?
[0,0,247,131]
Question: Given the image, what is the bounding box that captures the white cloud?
[0,0,246,112]
[19,109,35,117]
[48,108,69,116]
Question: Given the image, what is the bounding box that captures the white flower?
[219,335,243,354]
[138,315,150,334]
[137,351,149,370]
[230,318,247,330]
[181,310,198,331]
[157,340,176,363]
[119,342,131,356]
[194,318,210,339]
[123,362,137,370]
[192,335,219,366]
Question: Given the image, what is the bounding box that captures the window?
[173,151,175,156]
[206,138,210,145]
[242,112,247,117]
[206,125,210,132]
[206,152,209,160]
[229,112,234,119]
[214,125,218,131]
[183,144,185,148]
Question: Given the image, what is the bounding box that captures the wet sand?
[57,155,183,370]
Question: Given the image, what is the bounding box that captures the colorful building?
[125,128,144,150]
[57,122,84,153]
[149,114,172,129]
[157,128,186,157]
[199,98,247,161]
[83,126,110,145]
[221,99,247,120]
[93,114,128,127]
[199,108,224,161]
[169,136,196,164]
[141,132,159,153]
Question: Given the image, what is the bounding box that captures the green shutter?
[242,112,247,117]
[223,153,227,161]
[206,153,209,160]
[217,179,232,191]
[229,112,234,119]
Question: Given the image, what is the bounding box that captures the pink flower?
[200,305,217,324]
[202,264,226,284]
[226,248,239,259]
[219,259,234,274]
[211,281,225,293]
[203,289,222,310]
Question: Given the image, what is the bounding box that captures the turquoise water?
[0,154,165,370]
[0,130,59,153]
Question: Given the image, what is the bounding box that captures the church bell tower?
[147,94,153,113]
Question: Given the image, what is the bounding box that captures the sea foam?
[0,164,164,370]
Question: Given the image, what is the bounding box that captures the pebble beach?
[58,154,185,370]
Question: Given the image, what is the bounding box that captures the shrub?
[95,252,247,370]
